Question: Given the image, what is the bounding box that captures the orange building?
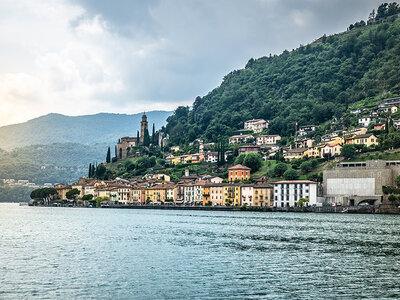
[228,164,251,182]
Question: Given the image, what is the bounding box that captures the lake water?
[0,203,400,299]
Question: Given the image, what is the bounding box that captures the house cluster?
[54,164,321,208]
[3,179,52,188]
[283,127,378,160]
[353,96,400,128]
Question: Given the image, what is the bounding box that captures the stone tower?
[140,113,148,143]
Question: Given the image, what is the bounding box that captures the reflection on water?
[0,203,399,299]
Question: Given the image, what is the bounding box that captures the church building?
[117,113,148,159]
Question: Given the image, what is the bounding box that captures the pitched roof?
[350,133,376,139]
[228,164,251,170]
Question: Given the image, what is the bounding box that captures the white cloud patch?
[0,0,384,126]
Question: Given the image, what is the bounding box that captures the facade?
[209,184,224,206]
[320,142,342,158]
[228,164,251,182]
[117,186,131,203]
[244,119,268,133]
[323,160,400,206]
[295,138,314,148]
[346,133,378,147]
[241,185,254,206]
[253,184,274,207]
[117,137,138,160]
[284,148,306,160]
[223,184,241,206]
[238,145,260,154]
[202,185,210,205]
[274,180,318,207]
[256,135,281,146]
[229,134,253,144]
[358,116,375,127]
[205,152,218,163]
[297,125,316,137]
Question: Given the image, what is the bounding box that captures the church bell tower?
[140,113,148,143]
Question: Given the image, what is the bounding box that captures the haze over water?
[0,203,399,299]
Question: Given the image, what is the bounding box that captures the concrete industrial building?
[323,160,400,206]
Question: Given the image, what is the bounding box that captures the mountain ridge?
[0,110,173,149]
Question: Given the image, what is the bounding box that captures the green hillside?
[165,8,400,144]
[0,143,107,184]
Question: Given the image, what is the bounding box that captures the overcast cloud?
[0,0,383,126]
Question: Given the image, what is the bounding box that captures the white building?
[273,180,318,208]
[205,152,218,163]
[256,135,281,145]
[297,125,316,137]
[244,119,268,133]
[358,116,375,127]
[241,185,254,206]
[229,134,253,144]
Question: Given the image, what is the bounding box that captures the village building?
[274,180,319,208]
[238,145,260,154]
[253,184,274,207]
[229,134,253,144]
[55,184,71,200]
[205,152,218,163]
[297,125,316,137]
[117,113,148,159]
[223,184,241,206]
[295,138,314,148]
[346,133,378,147]
[244,119,268,133]
[228,164,251,182]
[358,116,375,127]
[284,148,306,160]
[256,135,281,145]
[241,184,254,206]
[209,184,224,206]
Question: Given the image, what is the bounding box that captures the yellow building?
[145,186,167,203]
[305,146,321,158]
[202,184,211,206]
[284,148,307,160]
[346,133,378,147]
[253,184,274,207]
[223,184,241,206]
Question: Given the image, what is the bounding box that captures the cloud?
[0,0,384,126]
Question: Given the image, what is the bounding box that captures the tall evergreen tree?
[152,123,156,144]
[137,130,140,144]
[88,163,92,177]
[143,128,150,146]
[115,145,117,158]
[91,164,95,177]
[106,147,111,163]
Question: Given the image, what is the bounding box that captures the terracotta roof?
[228,164,251,170]
[350,133,376,139]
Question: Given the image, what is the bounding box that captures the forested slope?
[166,9,400,144]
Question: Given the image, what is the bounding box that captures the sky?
[0,0,383,126]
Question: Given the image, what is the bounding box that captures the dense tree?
[234,153,247,165]
[273,162,288,177]
[66,188,80,200]
[243,153,263,172]
[341,144,357,159]
[283,168,299,180]
[82,194,93,201]
[30,188,58,201]
[106,147,111,163]
[95,164,106,178]
[152,123,156,145]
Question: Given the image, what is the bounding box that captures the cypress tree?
[115,145,117,158]
[106,147,111,163]
[88,163,92,177]
[143,128,150,146]
[385,118,389,134]
[91,164,95,177]
[137,130,140,144]
[152,123,156,144]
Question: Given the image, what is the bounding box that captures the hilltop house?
[256,134,281,145]
[346,133,378,147]
[229,134,253,144]
[297,125,316,137]
[358,116,375,127]
[244,119,268,133]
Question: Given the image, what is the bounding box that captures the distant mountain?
[0,111,173,149]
